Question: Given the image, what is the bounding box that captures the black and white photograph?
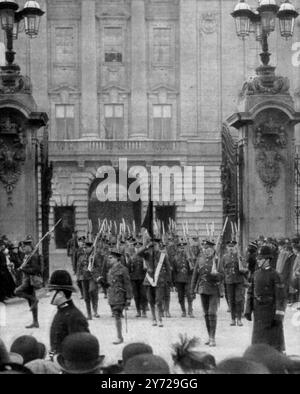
[0,0,300,377]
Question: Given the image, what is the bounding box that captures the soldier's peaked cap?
[109,249,122,258]
[203,240,215,247]
[48,270,76,292]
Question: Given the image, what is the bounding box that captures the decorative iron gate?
[221,124,239,245]
[295,151,300,235]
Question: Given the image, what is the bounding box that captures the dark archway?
[88,173,141,235]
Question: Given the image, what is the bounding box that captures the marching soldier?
[245,246,286,352]
[75,236,86,299]
[191,240,224,347]
[107,249,132,345]
[140,238,172,327]
[67,231,78,274]
[128,239,148,317]
[172,240,194,318]
[76,241,100,320]
[15,239,41,328]
[220,240,247,326]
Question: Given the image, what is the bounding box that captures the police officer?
[107,249,132,345]
[245,246,286,352]
[220,240,247,326]
[128,239,147,317]
[172,240,194,318]
[48,270,89,356]
[191,240,224,347]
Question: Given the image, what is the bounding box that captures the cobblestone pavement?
[1,252,300,371]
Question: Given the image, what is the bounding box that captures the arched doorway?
[88,174,141,235]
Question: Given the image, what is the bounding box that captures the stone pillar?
[228,66,300,249]
[179,0,197,137]
[81,0,98,138]
[130,0,147,138]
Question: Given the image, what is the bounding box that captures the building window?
[104,104,124,139]
[153,104,172,139]
[104,27,123,63]
[153,27,171,65]
[55,104,75,139]
[55,27,74,64]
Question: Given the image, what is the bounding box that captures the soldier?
[15,239,41,328]
[172,240,194,318]
[191,240,224,347]
[140,239,172,327]
[48,270,89,356]
[245,246,286,352]
[220,240,247,326]
[75,236,86,299]
[107,249,132,345]
[67,231,78,274]
[76,241,100,320]
[128,239,147,317]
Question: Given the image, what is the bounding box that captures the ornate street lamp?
[0,1,44,72]
[232,0,299,67]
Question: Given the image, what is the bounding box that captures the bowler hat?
[48,270,76,292]
[55,333,105,374]
[122,343,153,367]
[10,336,45,364]
[124,354,170,374]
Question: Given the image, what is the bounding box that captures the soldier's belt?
[254,296,274,303]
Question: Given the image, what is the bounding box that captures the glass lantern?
[257,0,279,34]
[231,0,254,39]
[277,0,299,39]
[0,1,19,31]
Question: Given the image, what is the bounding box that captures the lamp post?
[0,1,44,73]
[232,0,299,67]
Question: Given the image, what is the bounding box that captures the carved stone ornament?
[0,117,22,134]
[0,68,32,95]
[53,167,74,197]
[240,66,290,97]
[254,117,287,204]
[0,138,26,206]
[200,12,218,34]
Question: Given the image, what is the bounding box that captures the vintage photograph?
[0,0,300,376]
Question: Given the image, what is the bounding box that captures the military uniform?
[107,259,132,344]
[172,248,194,317]
[191,251,224,346]
[76,246,100,319]
[15,252,41,328]
[245,265,286,352]
[141,246,172,326]
[128,253,147,317]
[67,235,78,274]
[220,251,246,324]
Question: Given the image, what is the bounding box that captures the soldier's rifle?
[211,216,229,274]
[234,222,248,273]
[88,219,106,272]
[20,219,62,270]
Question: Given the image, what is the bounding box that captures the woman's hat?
[55,333,105,374]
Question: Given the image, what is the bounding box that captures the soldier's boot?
[230,305,236,325]
[92,297,100,318]
[209,315,217,347]
[77,281,84,299]
[113,317,123,345]
[236,302,243,326]
[158,310,164,327]
[26,305,39,329]
[188,301,194,318]
[204,314,210,345]
[150,305,157,326]
[180,302,186,317]
[85,301,92,320]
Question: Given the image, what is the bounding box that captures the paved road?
[1,251,300,370]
